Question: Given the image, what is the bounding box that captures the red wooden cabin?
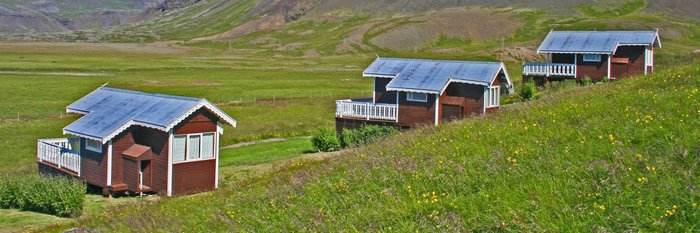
[336,58,513,132]
[37,87,237,196]
[523,30,661,84]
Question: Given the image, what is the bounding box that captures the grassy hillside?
[54,63,699,231]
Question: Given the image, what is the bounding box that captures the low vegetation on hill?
[58,64,699,231]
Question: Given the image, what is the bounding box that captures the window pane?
[486,88,492,106]
[201,134,214,159]
[408,92,427,102]
[173,136,186,162]
[85,139,102,152]
[188,135,201,160]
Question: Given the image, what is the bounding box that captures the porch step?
[108,183,128,192]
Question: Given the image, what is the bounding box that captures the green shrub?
[0,174,85,217]
[582,76,593,85]
[311,127,342,152]
[602,76,610,83]
[520,80,537,101]
[341,125,397,148]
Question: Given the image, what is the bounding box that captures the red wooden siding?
[610,46,645,79]
[105,125,169,193]
[175,109,217,135]
[171,108,219,195]
[79,139,107,187]
[576,54,609,81]
[374,77,396,104]
[111,131,135,187]
[440,82,485,120]
[397,92,437,127]
[172,159,216,195]
[122,158,138,191]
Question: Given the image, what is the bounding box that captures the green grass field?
[219,137,315,167]
[0,209,67,233]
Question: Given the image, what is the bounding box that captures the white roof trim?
[63,129,103,143]
[66,108,89,115]
[63,100,237,144]
[438,78,491,95]
[655,31,662,48]
[538,51,613,54]
[494,63,514,93]
[164,100,237,132]
[618,43,653,46]
[539,31,660,54]
[435,63,511,95]
[362,73,396,78]
[385,87,439,94]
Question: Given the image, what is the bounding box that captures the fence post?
[366,103,370,120]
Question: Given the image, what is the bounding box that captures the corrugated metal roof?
[363,58,507,94]
[63,87,236,142]
[538,31,659,54]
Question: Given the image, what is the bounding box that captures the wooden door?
[442,104,463,122]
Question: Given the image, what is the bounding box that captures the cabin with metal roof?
[37,87,237,197]
[336,57,513,132]
[523,30,660,84]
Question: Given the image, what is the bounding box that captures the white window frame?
[485,86,500,108]
[85,138,102,153]
[173,132,216,164]
[406,92,428,102]
[583,54,602,62]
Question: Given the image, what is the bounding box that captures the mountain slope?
[64,64,700,231]
[0,0,203,35]
[4,0,700,43]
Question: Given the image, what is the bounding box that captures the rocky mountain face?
[0,0,200,34]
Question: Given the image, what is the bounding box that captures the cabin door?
[139,160,152,190]
[442,104,463,121]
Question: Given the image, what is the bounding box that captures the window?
[173,135,186,162]
[85,139,102,153]
[188,135,201,160]
[201,133,214,159]
[406,92,428,102]
[485,86,500,108]
[583,54,602,62]
[173,133,216,163]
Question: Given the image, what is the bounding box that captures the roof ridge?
[377,57,502,65]
[100,87,202,102]
[550,30,657,33]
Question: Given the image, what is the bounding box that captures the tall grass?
[0,174,85,217]
[66,63,699,231]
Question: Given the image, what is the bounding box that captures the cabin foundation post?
[434,94,439,126]
[167,129,173,197]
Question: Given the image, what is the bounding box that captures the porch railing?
[336,99,398,121]
[523,62,576,77]
[37,138,80,175]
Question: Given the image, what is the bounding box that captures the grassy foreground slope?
[61,64,700,231]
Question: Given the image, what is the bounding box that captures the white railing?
[336,99,398,121]
[37,138,80,175]
[523,62,576,77]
